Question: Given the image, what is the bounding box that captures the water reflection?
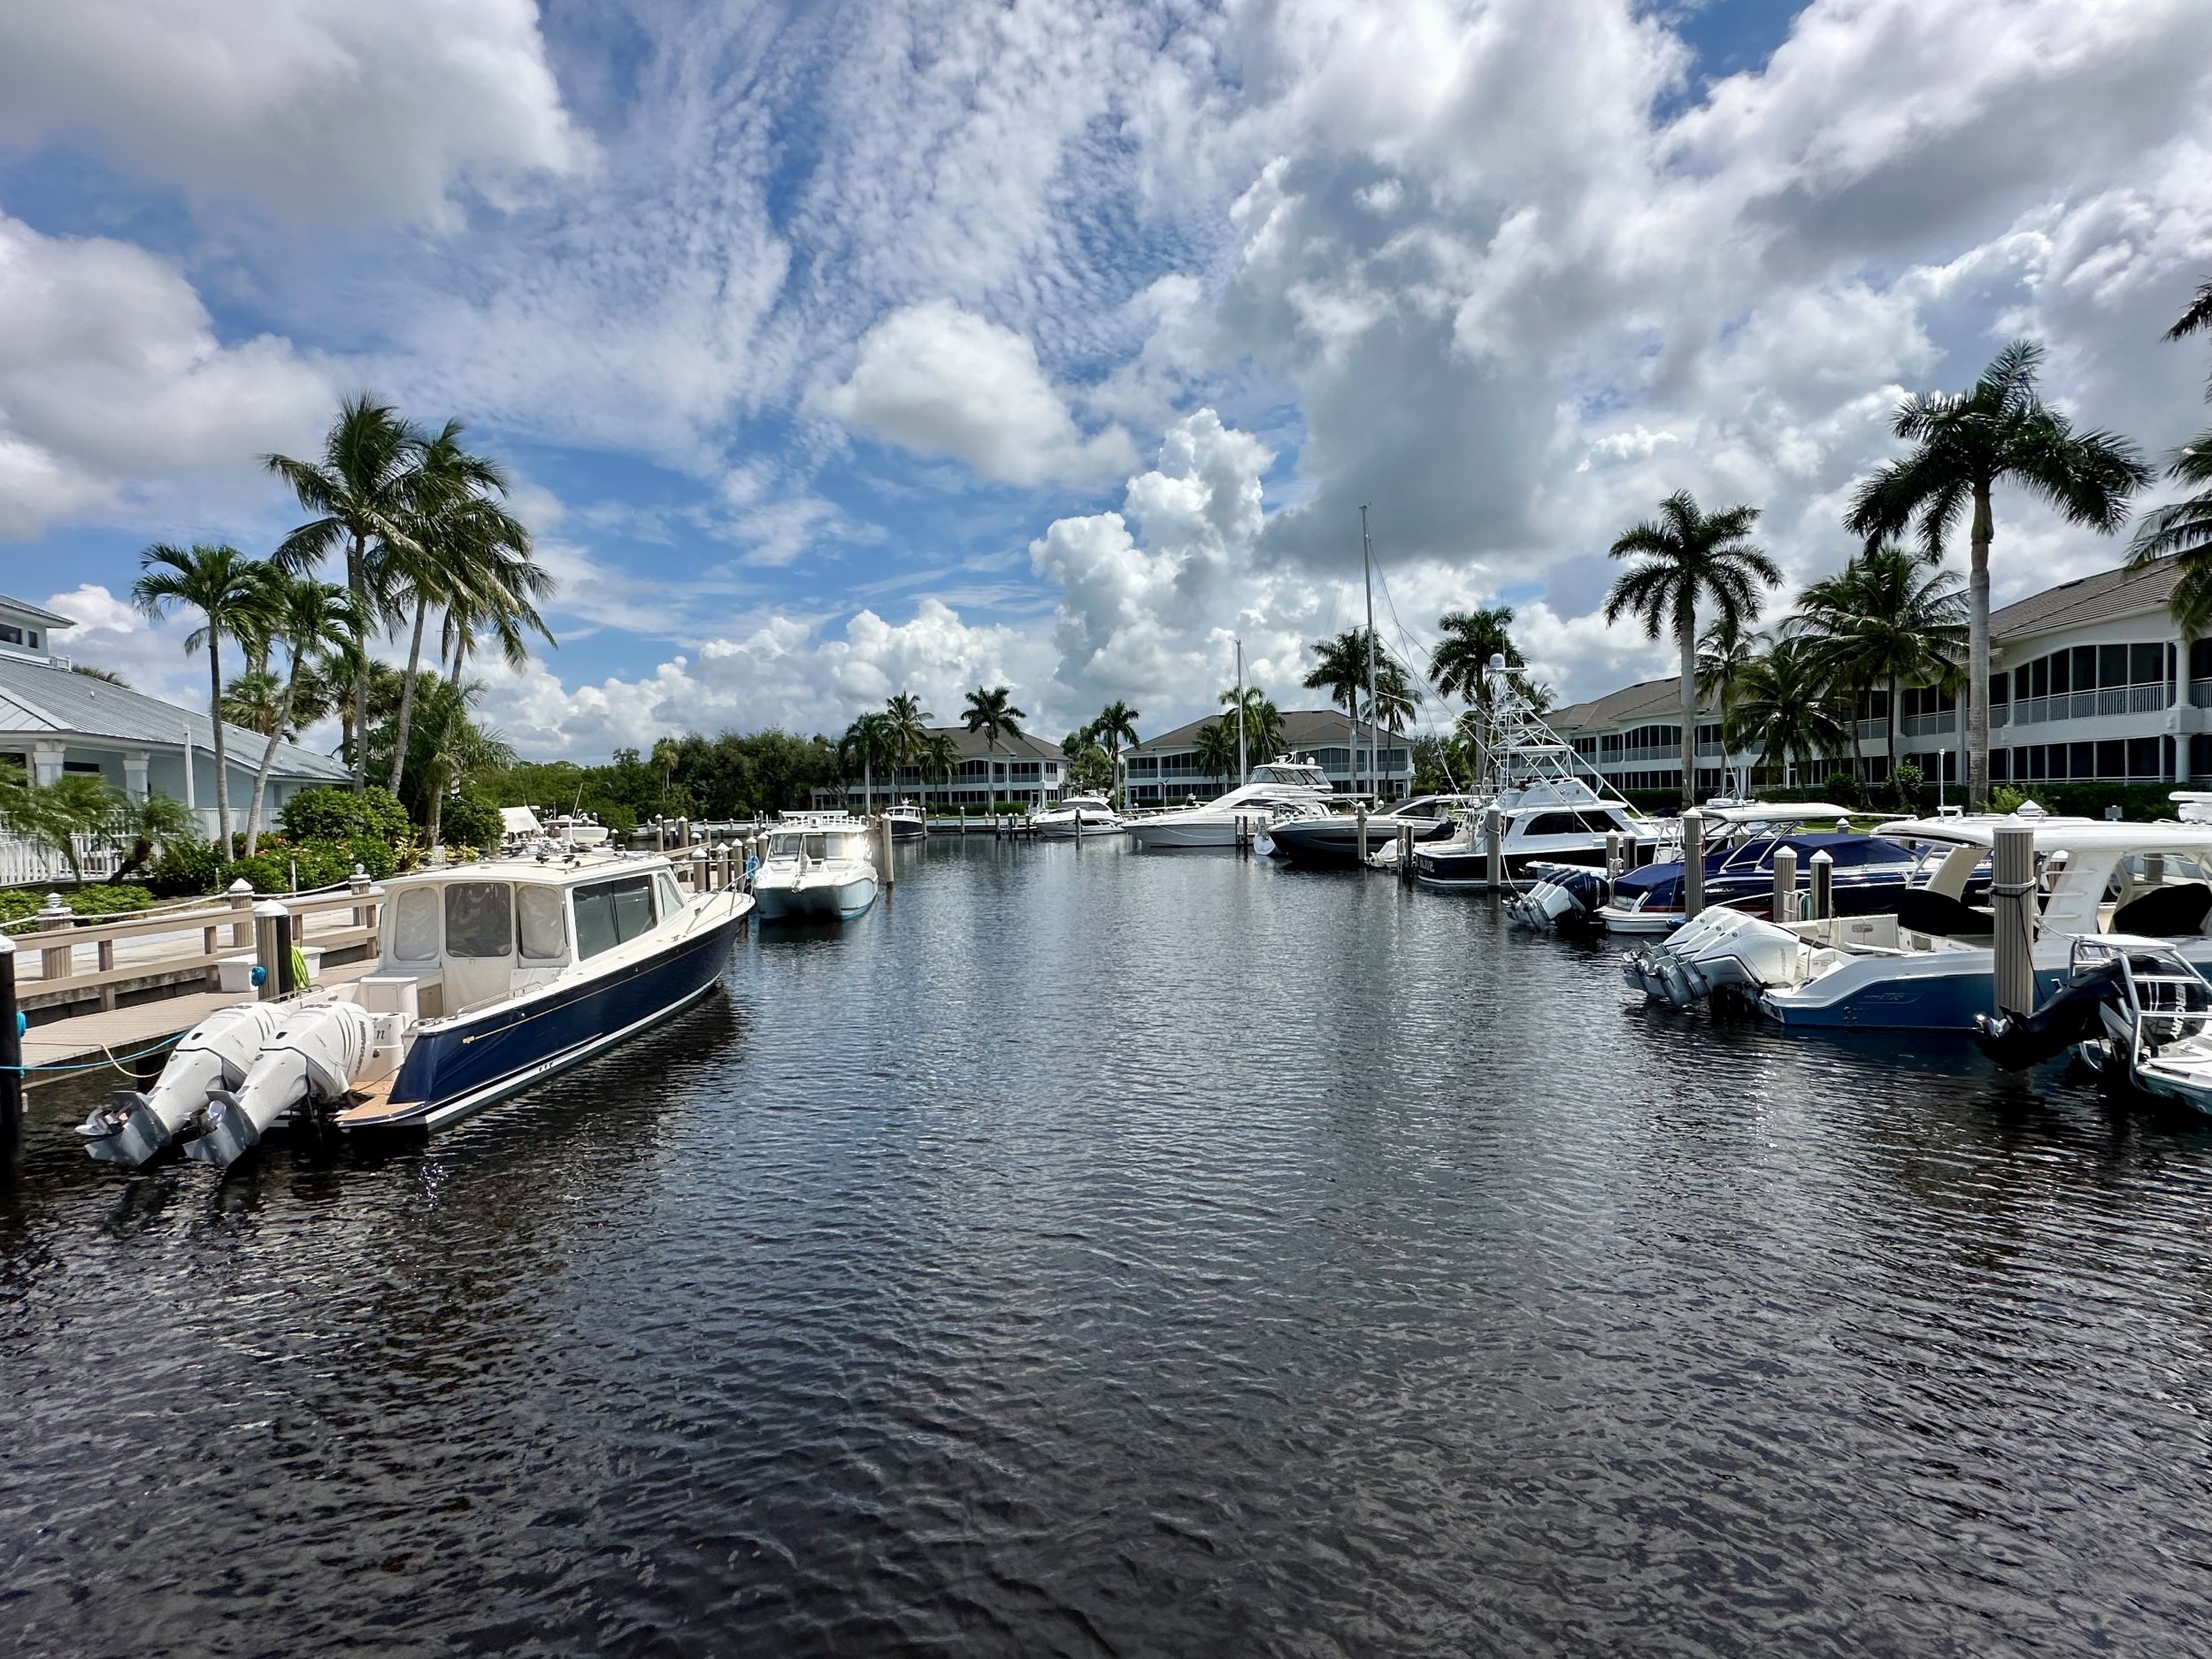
[5,847,2212,1656]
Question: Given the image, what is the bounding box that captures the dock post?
[1770,843,1798,923]
[228,879,255,949]
[879,816,895,888]
[1,935,20,1168]
[36,892,71,987]
[349,864,372,929]
[1992,823,2037,1018]
[1400,824,1414,885]
[1484,805,1505,893]
[253,900,289,1000]
[1606,831,1624,878]
[1809,849,1832,924]
[693,848,711,895]
[1356,804,1369,868]
[1682,810,1705,921]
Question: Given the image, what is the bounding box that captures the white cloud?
[817,301,1136,488]
[0,215,332,538]
[0,0,588,227]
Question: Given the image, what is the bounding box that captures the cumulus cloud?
[0,215,332,538]
[817,301,1137,488]
[0,0,588,226]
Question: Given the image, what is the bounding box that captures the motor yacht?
[1267,794,1469,869]
[752,813,881,921]
[1624,810,2212,1030]
[74,848,752,1167]
[1032,792,1124,838]
[884,801,927,842]
[1125,757,1335,849]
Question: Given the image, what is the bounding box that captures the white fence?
[0,831,124,888]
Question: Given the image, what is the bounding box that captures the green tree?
[131,541,274,849]
[883,692,933,797]
[0,772,124,882]
[1722,638,1854,789]
[1791,546,1966,794]
[1694,612,1762,715]
[840,711,895,811]
[265,395,426,790]
[962,686,1025,809]
[242,574,365,855]
[2130,276,2212,630]
[1091,700,1141,803]
[1218,687,1284,772]
[109,792,193,884]
[404,678,516,848]
[1845,340,2151,810]
[1192,719,1240,793]
[1603,490,1781,810]
[1429,604,1520,787]
[919,731,964,814]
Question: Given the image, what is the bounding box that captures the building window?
[0,625,21,646]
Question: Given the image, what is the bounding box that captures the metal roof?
[0,593,77,628]
[1988,559,2181,643]
[1129,707,1379,754]
[1548,678,1714,733]
[0,653,350,781]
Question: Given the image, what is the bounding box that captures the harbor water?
[6,837,2212,1655]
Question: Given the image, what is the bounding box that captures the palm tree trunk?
[1968,480,1993,811]
[1887,675,1901,803]
[209,639,232,850]
[387,593,429,795]
[349,533,368,793]
[1678,601,1697,810]
[242,655,303,857]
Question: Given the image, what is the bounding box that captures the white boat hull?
[755,870,879,921]
[1127,817,1256,849]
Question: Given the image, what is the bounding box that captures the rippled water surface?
[7,837,2212,1656]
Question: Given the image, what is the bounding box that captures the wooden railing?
[10,880,384,1012]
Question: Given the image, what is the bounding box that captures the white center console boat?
[752,814,881,921]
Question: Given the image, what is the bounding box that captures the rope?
[10,1030,184,1079]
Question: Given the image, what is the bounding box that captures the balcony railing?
[1855,718,1886,740]
[2003,683,2168,726]
[1900,711,1957,738]
[2193,678,2212,709]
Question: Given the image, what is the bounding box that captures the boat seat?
[1894,887,1994,940]
[2111,881,2212,938]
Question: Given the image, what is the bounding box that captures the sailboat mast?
[1360,504,1378,799]
[1234,637,1248,786]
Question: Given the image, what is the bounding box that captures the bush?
[220,836,373,894]
[440,793,503,849]
[280,786,413,849]
[148,835,226,899]
[0,885,159,925]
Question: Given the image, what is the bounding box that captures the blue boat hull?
[361,910,748,1133]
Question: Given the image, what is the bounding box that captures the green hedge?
[280,786,413,848]
[0,885,158,925]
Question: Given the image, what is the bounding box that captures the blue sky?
[2,0,2207,758]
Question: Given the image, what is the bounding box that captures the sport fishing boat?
[1032,792,1124,838]
[1412,673,1662,891]
[1624,810,2212,1030]
[884,802,926,842]
[1125,757,1335,850]
[1592,803,1902,934]
[1267,794,1469,869]
[74,849,752,1167]
[752,813,880,921]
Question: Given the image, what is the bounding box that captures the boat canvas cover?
[500,806,543,837]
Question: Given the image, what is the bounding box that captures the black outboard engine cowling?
[1551,867,1613,933]
[1971,960,2125,1071]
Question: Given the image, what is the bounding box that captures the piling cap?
[227,878,254,895]
[1810,849,1833,864]
[252,898,288,918]
[39,891,67,914]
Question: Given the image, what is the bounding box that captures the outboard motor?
[75,1001,292,1167]
[1972,960,2125,1071]
[185,1001,377,1167]
[1629,910,1804,1008]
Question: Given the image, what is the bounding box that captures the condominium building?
[1122,708,1409,806]
[1551,558,2205,796]
[810,726,1066,812]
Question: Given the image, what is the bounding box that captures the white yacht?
[1125,757,1336,850]
[753,813,881,922]
[884,801,926,842]
[1032,792,1124,838]
[1626,810,2212,1030]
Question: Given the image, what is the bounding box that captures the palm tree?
[1192,719,1240,793]
[1791,547,1967,793]
[1218,687,1284,770]
[1603,490,1781,810]
[220,669,288,738]
[1091,700,1141,803]
[1429,604,1521,789]
[265,395,426,790]
[386,422,544,795]
[841,711,895,811]
[919,731,964,815]
[132,542,274,849]
[241,575,364,855]
[109,792,193,884]
[1723,638,1855,788]
[962,686,1026,811]
[405,677,516,848]
[0,773,123,883]
[1845,340,2151,810]
[2130,277,2212,631]
[883,692,933,798]
[1694,612,1762,714]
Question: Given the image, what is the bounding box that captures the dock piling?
[253,900,290,1001]
[1992,824,2037,1018]
[1485,805,1505,893]
[879,816,895,888]
[1770,844,1798,923]
[1681,810,1705,921]
[1808,848,1832,923]
[1356,804,1369,869]
[1,935,20,1167]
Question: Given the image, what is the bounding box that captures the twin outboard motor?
[1509,866,1611,932]
[1623,908,1805,1008]
[75,1001,292,1167]
[187,1002,377,1166]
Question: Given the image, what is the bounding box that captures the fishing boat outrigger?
[76,848,752,1168]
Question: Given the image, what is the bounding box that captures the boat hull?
[1269,819,1450,868]
[354,906,749,1133]
[1761,938,2212,1032]
[1414,846,1619,890]
[1128,818,1261,849]
[754,871,879,921]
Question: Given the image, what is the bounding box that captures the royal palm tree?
[265,395,426,790]
[1091,699,1141,803]
[387,422,544,795]
[242,575,364,855]
[1603,490,1781,809]
[2130,277,2212,631]
[1845,340,2150,810]
[962,686,1025,810]
[841,711,895,811]
[1723,638,1855,788]
[132,542,274,849]
[1792,547,1966,793]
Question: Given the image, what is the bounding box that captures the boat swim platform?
[20,960,379,1088]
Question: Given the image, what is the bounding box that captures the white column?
[30,741,65,787]
[124,749,150,802]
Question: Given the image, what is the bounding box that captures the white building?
[810,725,1067,812]
[1122,708,1410,806]
[1551,558,2206,797]
[1,591,349,839]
